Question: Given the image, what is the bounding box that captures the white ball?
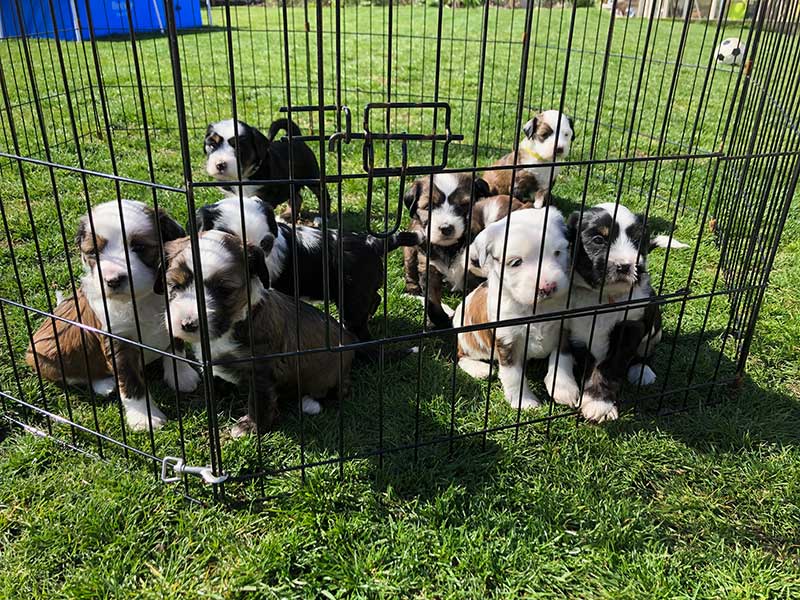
[716,37,745,66]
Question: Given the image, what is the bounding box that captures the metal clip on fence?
[327,105,353,151]
[161,456,228,485]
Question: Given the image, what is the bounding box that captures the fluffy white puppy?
[452,208,579,409]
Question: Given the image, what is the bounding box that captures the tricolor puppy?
[203,118,328,222]
[453,208,578,409]
[482,110,574,208]
[156,230,356,437]
[26,200,198,432]
[564,202,667,422]
[194,195,421,343]
[402,172,528,328]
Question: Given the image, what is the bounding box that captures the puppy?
[203,118,328,222]
[452,208,578,409]
[194,195,421,343]
[564,202,665,422]
[482,110,574,208]
[402,172,528,328]
[156,230,355,436]
[26,200,198,431]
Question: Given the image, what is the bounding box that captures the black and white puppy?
[203,118,329,222]
[156,231,356,436]
[402,173,528,329]
[26,200,198,431]
[564,202,668,422]
[194,195,421,343]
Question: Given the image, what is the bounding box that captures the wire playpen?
[0,0,798,504]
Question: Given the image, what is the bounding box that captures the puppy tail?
[267,118,303,141]
[364,231,423,255]
[650,234,689,251]
[355,344,419,364]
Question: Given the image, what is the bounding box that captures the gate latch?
[161,456,228,485]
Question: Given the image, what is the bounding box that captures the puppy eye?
[592,235,606,245]
[130,242,146,254]
[507,258,522,268]
[554,250,561,257]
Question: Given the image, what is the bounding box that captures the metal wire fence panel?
[0,0,797,504]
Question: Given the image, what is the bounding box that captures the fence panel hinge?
[161,456,228,485]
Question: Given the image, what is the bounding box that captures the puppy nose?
[215,161,227,173]
[104,274,127,289]
[617,264,631,275]
[555,146,565,155]
[439,224,454,236]
[181,318,198,333]
[539,281,557,296]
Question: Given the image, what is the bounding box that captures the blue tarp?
[0,0,202,41]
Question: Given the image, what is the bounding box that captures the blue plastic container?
[0,0,202,41]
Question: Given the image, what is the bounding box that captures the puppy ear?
[403,180,422,216]
[156,208,186,243]
[75,216,87,248]
[567,116,575,137]
[153,238,185,295]
[260,232,275,258]
[251,125,271,166]
[566,211,582,246]
[195,204,219,234]
[254,197,279,236]
[469,227,495,276]
[246,243,271,289]
[523,118,538,139]
[203,124,213,155]
[473,177,492,199]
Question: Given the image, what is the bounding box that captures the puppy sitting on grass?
[156,230,355,437]
[25,199,197,432]
[482,110,574,209]
[453,208,579,410]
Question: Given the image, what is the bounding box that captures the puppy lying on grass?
[156,230,355,437]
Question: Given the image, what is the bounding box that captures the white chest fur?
[432,248,468,292]
[567,284,647,362]
[206,330,243,384]
[84,286,170,364]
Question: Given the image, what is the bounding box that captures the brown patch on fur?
[495,337,515,367]
[457,283,494,357]
[470,195,528,234]
[535,122,553,141]
[224,290,357,433]
[482,153,541,201]
[597,225,609,237]
[26,289,112,384]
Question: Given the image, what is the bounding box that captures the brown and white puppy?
[156,230,355,437]
[26,200,198,431]
[482,110,574,208]
[402,172,528,328]
[453,208,577,409]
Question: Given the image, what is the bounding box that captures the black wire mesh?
[0,0,798,504]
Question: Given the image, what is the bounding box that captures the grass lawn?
[1,5,800,598]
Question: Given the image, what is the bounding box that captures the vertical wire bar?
[163,0,226,501]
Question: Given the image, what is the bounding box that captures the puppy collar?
[519,146,548,162]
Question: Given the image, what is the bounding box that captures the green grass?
[2,5,800,598]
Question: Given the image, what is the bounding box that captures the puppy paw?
[507,394,540,410]
[301,396,322,415]
[580,395,619,423]
[458,358,492,380]
[545,374,580,407]
[627,363,656,386]
[231,416,257,438]
[123,397,167,431]
[91,377,116,397]
[163,360,200,393]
